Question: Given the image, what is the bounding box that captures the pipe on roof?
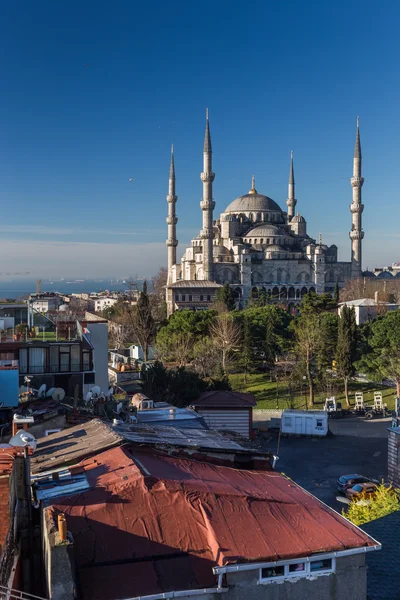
[212,545,382,575]
[121,587,228,600]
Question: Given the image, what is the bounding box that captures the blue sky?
[0,0,398,278]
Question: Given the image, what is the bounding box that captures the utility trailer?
[364,391,388,419]
[324,397,350,418]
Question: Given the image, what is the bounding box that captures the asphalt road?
[271,415,389,512]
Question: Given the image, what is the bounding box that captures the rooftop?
[47,446,377,600]
[190,390,256,408]
[167,280,223,289]
[339,298,399,307]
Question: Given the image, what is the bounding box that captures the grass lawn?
[229,372,397,411]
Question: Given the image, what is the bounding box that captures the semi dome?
[244,224,286,238]
[266,244,284,252]
[291,214,306,223]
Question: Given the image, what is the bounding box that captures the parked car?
[346,482,378,500]
[337,474,374,494]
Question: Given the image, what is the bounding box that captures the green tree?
[343,483,400,526]
[141,361,208,407]
[357,309,400,396]
[300,292,337,315]
[334,280,340,305]
[215,283,236,312]
[336,306,357,406]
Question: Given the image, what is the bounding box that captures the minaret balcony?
[350,203,364,214]
[166,216,178,225]
[351,177,364,187]
[200,171,215,183]
[200,200,216,211]
[166,238,179,247]
[166,194,178,203]
[349,230,364,240]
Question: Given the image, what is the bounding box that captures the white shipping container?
[281,410,328,437]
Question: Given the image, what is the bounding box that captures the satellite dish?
[46,387,55,398]
[52,388,65,401]
[85,391,93,403]
[37,384,47,398]
[91,386,101,396]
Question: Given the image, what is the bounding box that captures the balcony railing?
[19,362,93,375]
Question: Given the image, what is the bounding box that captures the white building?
[94,297,119,313]
[30,293,63,313]
[338,298,399,325]
[166,114,365,315]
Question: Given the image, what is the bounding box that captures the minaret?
[349,117,364,277]
[286,151,297,220]
[200,109,215,280]
[166,144,178,275]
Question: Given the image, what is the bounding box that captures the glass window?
[289,563,305,573]
[29,348,45,374]
[207,295,211,301]
[310,559,332,573]
[352,484,363,492]
[60,348,70,372]
[175,295,179,301]
[189,295,192,301]
[71,345,80,371]
[82,350,91,371]
[181,295,186,301]
[19,348,28,373]
[316,419,323,428]
[200,295,204,301]
[261,566,284,579]
[50,345,59,373]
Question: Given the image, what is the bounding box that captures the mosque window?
[200,295,204,301]
[175,295,179,301]
[260,239,264,244]
[254,239,257,245]
[181,294,186,301]
[207,295,211,301]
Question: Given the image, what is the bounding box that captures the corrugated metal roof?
[112,422,261,453]
[31,419,123,474]
[48,446,377,600]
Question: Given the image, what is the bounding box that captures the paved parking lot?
[270,416,390,512]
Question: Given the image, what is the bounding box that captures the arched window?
[254,239,258,245]
[260,239,264,244]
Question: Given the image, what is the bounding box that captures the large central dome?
[224,179,282,214]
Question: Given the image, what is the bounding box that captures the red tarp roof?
[49,446,375,600]
[191,390,256,408]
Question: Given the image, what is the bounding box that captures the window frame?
[259,557,335,584]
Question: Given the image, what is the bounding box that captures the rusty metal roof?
[48,446,377,600]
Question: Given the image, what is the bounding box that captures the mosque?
[165,113,364,315]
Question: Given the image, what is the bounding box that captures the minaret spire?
[349,117,364,277]
[200,108,215,281]
[286,150,297,220]
[166,144,178,280]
